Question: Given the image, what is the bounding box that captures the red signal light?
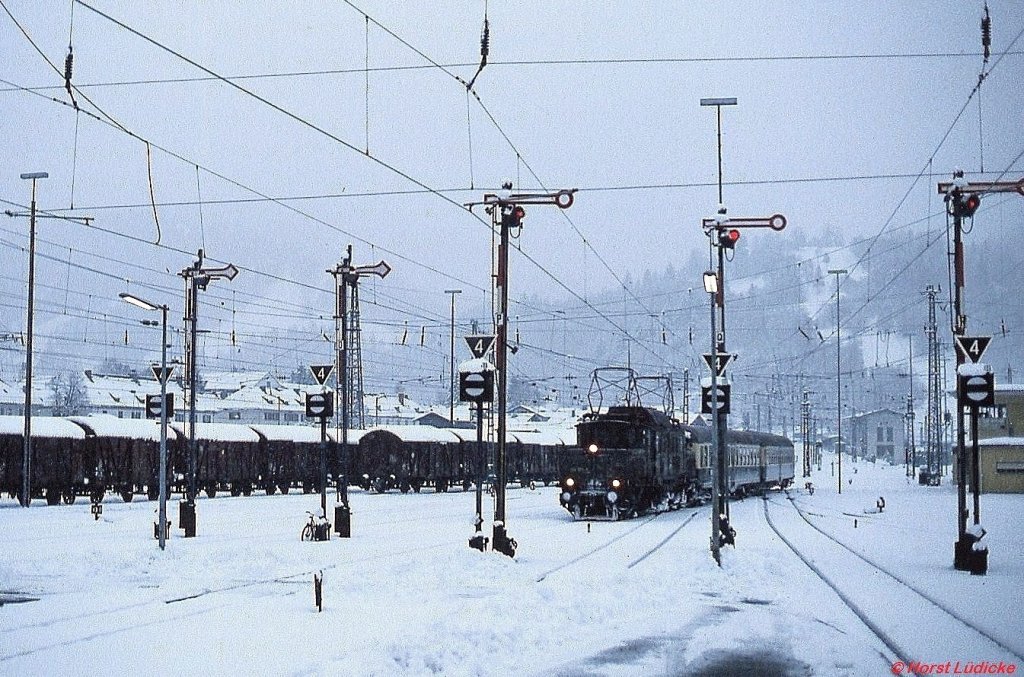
[501,204,526,229]
[963,193,981,218]
[718,228,740,249]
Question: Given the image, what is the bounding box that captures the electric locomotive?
[559,405,696,519]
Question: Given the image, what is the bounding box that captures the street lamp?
[828,269,848,494]
[445,289,462,425]
[699,97,737,206]
[18,172,47,507]
[120,292,170,550]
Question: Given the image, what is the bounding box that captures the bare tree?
[50,371,88,416]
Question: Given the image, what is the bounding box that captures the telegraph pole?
[445,289,462,424]
[828,269,847,494]
[906,334,916,478]
[468,184,575,558]
[802,390,812,478]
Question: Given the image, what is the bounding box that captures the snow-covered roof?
[0,415,86,439]
[511,430,571,446]
[220,383,306,410]
[977,437,1024,447]
[249,423,324,443]
[69,414,175,441]
[169,422,260,442]
[362,425,462,443]
[327,428,370,445]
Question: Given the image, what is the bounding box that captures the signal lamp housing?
[717,228,740,249]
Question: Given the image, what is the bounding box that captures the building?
[843,409,905,464]
[973,383,1024,493]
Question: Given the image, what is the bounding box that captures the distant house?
[0,378,50,417]
[844,409,905,464]
[973,383,1024,494]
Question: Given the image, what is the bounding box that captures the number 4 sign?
[954,336,991,364]
[465,335,496,359]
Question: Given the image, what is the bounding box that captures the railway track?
[535,507,703,582]
[763,494,1024,666]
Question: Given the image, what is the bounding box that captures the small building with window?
[973,383,1024,493]
[844,409,905,464]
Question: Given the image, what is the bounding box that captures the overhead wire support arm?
[463,11,489,91]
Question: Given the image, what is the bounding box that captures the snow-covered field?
[2,454,1022,676]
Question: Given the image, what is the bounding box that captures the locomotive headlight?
[587,443,599,454]
[611,479,621,489]
[564,477,575,488]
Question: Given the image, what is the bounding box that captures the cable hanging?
[977,3,991,172]
[195,164,205,250]
[66,0,81,208]
[364,13,370,155]
[145,141,161,244]
[464,3,489,91]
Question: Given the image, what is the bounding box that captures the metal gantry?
[923,285,943,485]
[827,269,848,494]
[328,245,391,518]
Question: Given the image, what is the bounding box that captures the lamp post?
[699,97,737,207]
[828,269,848,494]
[700,97,736,524]
[18,172,47,507]
[445,289,462,425]
[119,292,170,550]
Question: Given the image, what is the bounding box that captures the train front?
[559,411,642,519]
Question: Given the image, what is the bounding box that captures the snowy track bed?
[2,458,1023,675]
[764,493,1023,666]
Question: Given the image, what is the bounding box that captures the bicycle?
[301,511,332,542]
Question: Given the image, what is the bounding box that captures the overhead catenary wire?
[4,50,1021,95]
[339,0,673,371]
[4,2,1019,395]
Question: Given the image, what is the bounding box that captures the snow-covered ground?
[2,453,1022,676]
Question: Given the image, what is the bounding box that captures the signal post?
[459,347,495,553]
[468,184,575,558]
[700,210,786,563]
[939,172,1023,573]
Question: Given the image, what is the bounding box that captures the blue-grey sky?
[2,1,1023,388]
